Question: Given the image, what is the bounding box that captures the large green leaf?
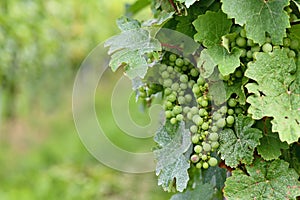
[219,115,263,168]
[256,118,289,161]
[197,45,242,78]
[154,121,192,192]
[245,49,300,144]
[170,182,214,200]
[224,158,300,200]
[193,11,232,48]
[105,19,161,79]
[221,0,290,45]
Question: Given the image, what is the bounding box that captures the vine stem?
[168,0,179,13]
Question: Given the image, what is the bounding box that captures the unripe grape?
[173,105,182,114]
[159,64,167,71]
[213,113,222,121]
[288,50,296,58]
[191,154,200,163]
[165,110,173,118]
[164,88,172,95]
[193,115,203,125]
[235,107,243,114]
[219,106,228,114]
[201,154,208,161]
[198,108,207,117]
[203,143,211,152]
[246,50,253,59]
[175,58,184,67]
[283,37,291,47]
[227,109,234,115]
[167,66,173,73]
[262,43,273,53]
[202,162,209,169]
[180,83,188,90]
[228,98,237,107]
[171,82,180,91]
[176,114,183,121]
[190,125,198,133]
[185,94,192,103]
[187,112,193,120]
[197,77,206,86]
[192,85,200,94]
[211,126,218,132]
[180,74,188,83]
[247,39,255,46]
[201,122,209,131]
[178,96,186,104]
[169,54,177,62]
[235,70,243,78]
[170,117,177,124]
[211,141,219,149]
[161,71,169,79]
[236,37,247,47]
[183,106,190,113]
[216,118,226,128]
[201,99,209,107]
[163,79,172,87]
[226,116,235,125]
[167,94,176,102]
[209,132,219,141]
[194,145,202,153]
[208,157,218,167]
[240,29,246,38]
[190,106,198,115]
[190,68,199,77]
[192,135,199,144]
[196,162,202,169]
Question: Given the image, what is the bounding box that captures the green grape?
[180,74,189,83]
[213,113,222,121]
[190,125,198,133]
[228,98,237,107]
[203,143,211,152]
[216,118,226,128]
[201,122,209,131]
[165,110,173,118]
[219,106,228,114]
[199,108,207,117]
[196,162,202,169]
[194,145,202,153]
[211,126,218,132]
[180,83,188,90]
[197,77,206,86]
[192,135,199,144]
[247,39,255,46]
[185,94,192,103]
[202,162,209,169]
[283,37,291,47]
[175,58,184,67]
[227,108,234,115]
[159,64,167,71]
[208,157,218,167]
[262,43,273,53]
[163,79,172,87]
[193,115,203,125]
[164,88,172,95]
[178,96,186,104]
[176,114,183,121]
[171,82,180,91]
[161,71,169,79]
[240,29,246,38]
[211,141,219,149]
[235,107,243,114]
[191,154,200,163]
[184,58,190,65]
[190,68,199,77]
[183,106,190,113]
[288,50,296,58]
[173,105,182,114]
[190,106,198,115]
[209,132,219,141]
[235,70,243,78]
[246,50,253,59]
[167,94,176,102]
[167,66,173,73]
[169,54,177,62]
[226,116,235,125]
[165,101,173,109]
[201,99,209,107]
[187,112,193,120]
[251,45,260,52]
[192,85,200,94]
[201,154,208,161]
[236,37,247,47]
[170,117,177,124]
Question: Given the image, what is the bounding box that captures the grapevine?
[105,0,300,199]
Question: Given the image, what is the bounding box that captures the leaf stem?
[168,0,178,13]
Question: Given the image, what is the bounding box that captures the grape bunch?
[138,52,243,169]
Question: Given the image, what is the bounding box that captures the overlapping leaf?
[221,0,290,45]
[219,115,262,168]
[224,158,300,200]
[154,121,192,192]
[105,18,161,79]
[245,49,300,144]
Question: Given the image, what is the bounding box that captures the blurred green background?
[0,0,171,199]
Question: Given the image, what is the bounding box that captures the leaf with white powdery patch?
[245,49,300,144]
[224,158,300,200]
[105,22,161,79]
[154,121,192,192]
[221,0,290,45]
[219,115,262,168]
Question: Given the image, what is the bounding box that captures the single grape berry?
[262,43,272,53]
[175,58,184,67]
[180,74,189,83]
[236,37,247,47]
[209,132,219,141]
[216,118,226,128]
[201,122,209,131]
[170,117,177,124]
[208,157,218,167]
[202,162,209,169]
[190,125,198,133]
[169,54,177,62]
[176,114,183,121]
[192,135,199,144]
[191,154,200,163]
[228,98,237,107]
[226,116,235,125]
[194,145,202,153]
[203,143,211,152]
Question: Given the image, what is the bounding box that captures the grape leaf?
[282,144,300,176]
[105,26,161,79]
[224,77,248,105]
[170,182,214,200]
[154,121,192,192]
[224,158,300,200]
[193,11,232,48]
[142,11,174,27]
[245,49,300,144]
[197,45,242,78]
[221,0,290,45]
[176,0,197,8]
[125,0,151,16]
[219,115,263,168]
[256,118,289,161]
